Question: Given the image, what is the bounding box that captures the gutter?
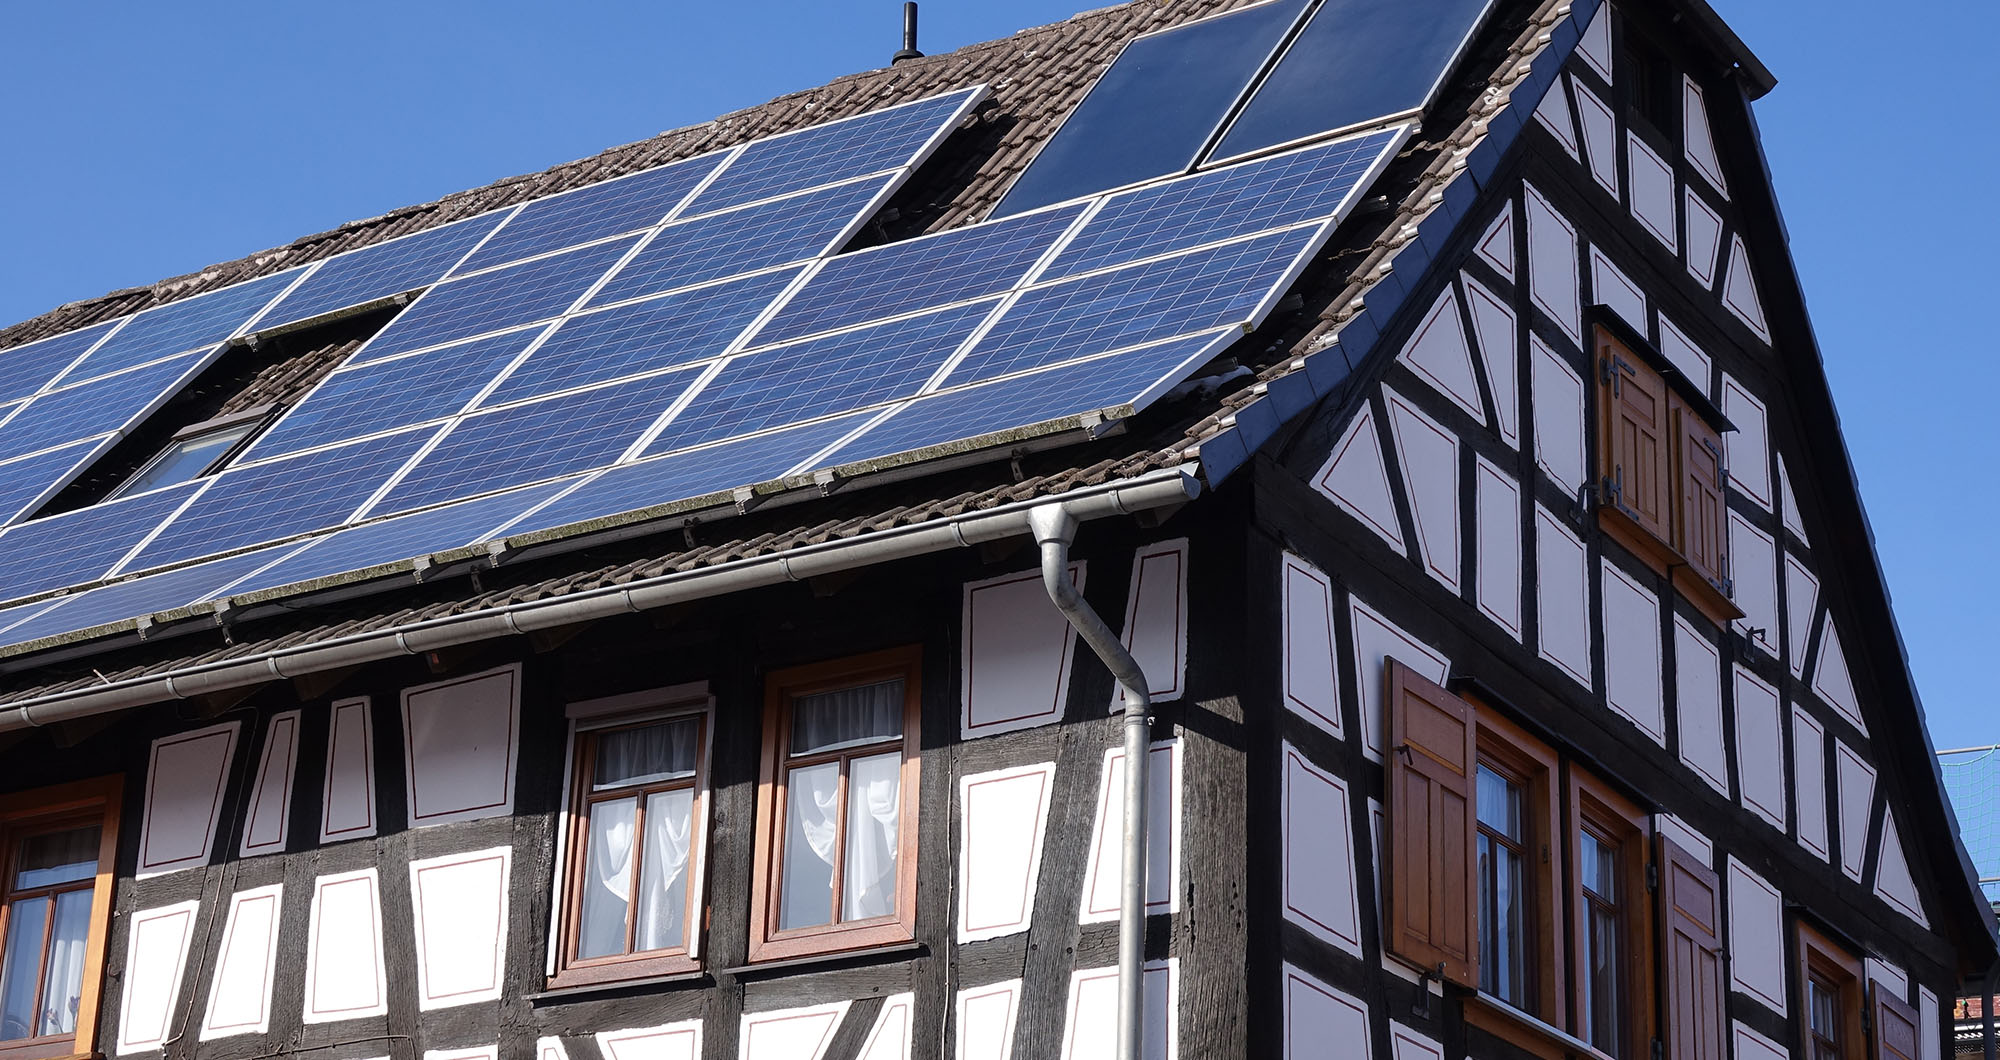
[1030,502,1151,1060]
[0,465,1201,733]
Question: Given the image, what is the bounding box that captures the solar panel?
[126,427,439,570]
[0,544,303,652]
[683,86,986,217]
[0,436,118,525]
[450,153,727,277]
[1041,128,1402,280]
[649,298,1000,453]
[58,269,300,384]
[486,268,801,407]
[991,0,1312,218]
[256,210,515,331]
[353,235,641,364]
[1209,0,1494,163]
[939,224,1321,388]
[369,367,707,518]
[239,328,544,463]
[0,353,209,465]
[586,177,890,308]
[0,481,205,600]
[0,598,65,640]
[818,328,1241,469]
[0,320,122,405]
[752,201,1089,346]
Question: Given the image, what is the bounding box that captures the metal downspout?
[1030,503,1150,1060]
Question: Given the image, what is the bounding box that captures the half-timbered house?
[0,2,1989,1060]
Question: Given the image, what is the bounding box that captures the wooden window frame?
[1796,921,1866,1060]
[0,776,122,1060]
[550,687,714,988]
[1567,770,1655,1060]
[1469,703,1566,1022]
[748,646,922,964]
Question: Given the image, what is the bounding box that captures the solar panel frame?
[448,151,731,278]
[0,543,307,653]
[253,207,519,333]
[0,320,125,406]
[53,267,305,385]
[0,435,120,527]
[0,352,214,466]
[0,480,206,602]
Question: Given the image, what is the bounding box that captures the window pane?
[636,789,694,952]
[0,896,49,1042]
[790,679,903,755]
[38,889,92,1036]
[779,761,840,930]
[577,797,637,959]
[1581,830,1617,900]
[1475,765,1522,840]
[1476,835,1527,1006]
[843,751,902,921]
[1585,901,1622,1053]
[14,827,99,890]
[112,422,257,499]
[592,718,699,790]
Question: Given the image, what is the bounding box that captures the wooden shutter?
[1385,659,1477,987]
[1657,835,1726,1060]
[1673,395,1730,594]
[1874,982,1921,1060]
[1599,331,1672,541]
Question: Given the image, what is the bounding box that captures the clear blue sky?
[1,2,1993,747]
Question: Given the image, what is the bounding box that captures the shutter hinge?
[1646,860,1659,893]
[1652,1037,1665,1060]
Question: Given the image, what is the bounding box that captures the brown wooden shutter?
[1385,659,1477,987]
[1657,835,1726,1060]
[1874,982,1921,1060]
[1673,395,1730,594]
[1599,330,1672,541]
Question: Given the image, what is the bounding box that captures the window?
[1623,33,1678,137]
[1568,773,1652,1060]
[103,406,273,502]
[1594,322,1742,625]
[750,647,921,962]
[1796,923,1865,1060]
[553,688,711,987]
[0,778,120,1060]
[1474,707,1562,1020]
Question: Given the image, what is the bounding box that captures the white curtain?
[579,798,637,958]
[593,720,699,790]
[0,897,47,1041]
[38,890,91,1035]
[790,680,903,755]
[780,762,840,929]
[636,790,693,951]
[843,752,901,921]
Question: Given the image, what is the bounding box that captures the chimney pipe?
[892,2,923,63]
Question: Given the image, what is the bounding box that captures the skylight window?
[102,407,273,502]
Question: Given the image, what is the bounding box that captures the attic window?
[1622,32,1677,138]
[101,405,275,503]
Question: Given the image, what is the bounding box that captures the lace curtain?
[790,679,903,755]
[593,719,699,790]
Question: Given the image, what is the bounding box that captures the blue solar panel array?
[257,210,514,332]
[450,153,726,278]
[63,269,302,384]
[0,321,121,405]
[0,438,118,526]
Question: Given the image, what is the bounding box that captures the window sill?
[1463,993,1617,1060]
[527,969,710,1005]
[721,940,925,978]
[1597,508,1744,627]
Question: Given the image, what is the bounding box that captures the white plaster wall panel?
[1476,207,1516,282]
[1396,289,1486,427]
[1060,961,1177,1060]
[1733,1023,1786,1060]
[1628,133,1678,252]
[1834,741,1876,883]
[1675,616,1730,796]
[1533,77,1581,162]
[1384,386,1461,594]
[598,1022,703,1060]
[1572,80,1621,199]
[958,763,1057,942]
[410,846,511,1010]
[856,994,914,1060]
[1867,959,1910,1000]
[199,885,283,1041]
[115,900,201,1055]
[1656,812,1715,864]
[426,1049,497,1060]
[1874,810,1929,926]
[1116,538,1189,706]
[137,721,240,878]
[1589,247,1647,335]
[1349,596,1450,761]
[1534,506,1592,689]
[1657,316,1713,392]
[1531,337,1586,496]
[955,981,1021,1060]
[1576,4,1613,83]
[1685,190,1725,291]
[1921,989,1942,1060]
[1282,744,1363,956]
[1463,274,1519,448]
[302,867,388,1024]
[321,696,378,843]
[540,1038,570,1060]
[1080,740,1181,922]
[739,1001,851,1060]
[1726,858,1788,1014]
[1683,77,1730,198]
[1524,184,1582,346]
[1729,512,1779,658]
[402,664,521,827]
[1601,561,1665,745]
[1313,404,1406,555]
[1733,668,1787,830]
[1391,1022,1445,1060]
[1721,376,1773,511]
[962,564,1083,739]
[1784,554,1820,679]
[1722,234,1772,343]
[1792,708,1830,862]
[1813,614,1868,735]
[1281,554,1344,738]
[240,711,300,858]
[1779,456,1810,545]
[1283,964,1369,1059]
[1474,457,1523,640]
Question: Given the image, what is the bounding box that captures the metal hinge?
[1652,1037,1665,1060]
[1646,860,1659,893]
